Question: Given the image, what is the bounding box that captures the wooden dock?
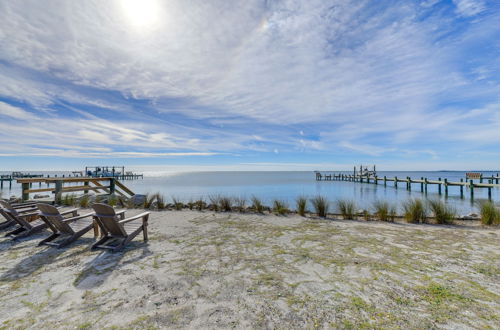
[1,172,44,189]
[315,171,500,200]
[16,177,135,202]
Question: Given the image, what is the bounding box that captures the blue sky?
[0,0,499,171]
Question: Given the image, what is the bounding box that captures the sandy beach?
[0,209,498,329]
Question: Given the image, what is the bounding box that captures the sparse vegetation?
[373,200,396,222]
[195,198,205,211]
[296,196,307,216]
[209,195,221,212]
[403,198,427,223]
[234,197,246,212]
[219,196,232,212]
[311,196,329,218]
[251,196,265,213]
[62,193,76,206]
[336,199,355,219]
[479,201,500,226]
[272,199,288,215]
[172,196,184,211]
[428,199,456,224]
[155,193,166,210]
[143,194,155,209]
[107,194,118,207]
[79,194,90,208]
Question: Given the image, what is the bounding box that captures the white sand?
[0,210,498,329]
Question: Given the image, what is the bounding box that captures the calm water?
[1,171,499,214]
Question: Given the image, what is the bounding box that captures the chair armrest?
[62,212,96,223]
[118,212,150,224]
[116,210,126,219]
[12,203,37,209]
[16,206,39,213]
[60,208,79,216]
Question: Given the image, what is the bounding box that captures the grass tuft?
[234,197,246,213]
[336,199,355,219]
[79,195,90,208]
[155,193,166,210]
[428,199,455,224]
[171,196,184,211]
[208,195,221,212]
[402,198,427,223]
[311,196,329,218]
[373,200,396,222]
[143,193,155,209]
[251,196,265,213]
[272,199,288,215]
[479,201,500,226]
[296,196,307,216]
[107,194,118,207]
[195,198,205,211]
[219,196,233,212]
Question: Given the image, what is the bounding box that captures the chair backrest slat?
[92,203,127,237]
[0,200,33,228]
[37,204,74,234]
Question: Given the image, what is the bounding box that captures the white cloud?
[0,101,37,120]
[452,0,485,17]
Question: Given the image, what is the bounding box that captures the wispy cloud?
[0,0,499,169]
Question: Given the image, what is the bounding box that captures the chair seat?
[68,218,94,232]
[30,219,46,227]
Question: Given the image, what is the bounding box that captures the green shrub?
[272,199,288,215]
[62,193,76,206]
[403,199,427,223]
[155,193,166,210]
[195,198,205,211]
[336,199,355,219]
[143,194,155,209]
[251,196,264,213]
[428,199,456,224]
[311,196,329,218]
[107,194,118,207]
[479,201,500,226]
[361,209,370,221]
[296,196,307,216]
[373,200,396,222]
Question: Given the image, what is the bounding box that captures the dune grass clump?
[143,194,155,209]
[403,198,427,223]
[107,194,118,207]
[208,195,221,212]
[62,193,76,206]
[195,198,205,211]
[336,199,355,220]
[479,201,500,226]
[373,200,396,222]
[272,199,288,215]
[234,197,246,213]
[155,193,166,210]
[251,196,265,214]
[79,195,90,208]
[171,196,184,211]
[296,196,308,216]
[311,196,329,218]
[219,196,233,212]
[428,199,456,224]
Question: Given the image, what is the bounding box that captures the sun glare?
[120,0,161,29]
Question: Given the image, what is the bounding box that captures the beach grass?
[479,201,500,225]
[311,195,328,218]
[208,195,221,212]
[296,196,307,216]
[403,198,427,223]
[272,199,288,215]
[373,200,396,222]
[336,199,355,220]
[251,196,265,214]
[428,199,456,224]
[172,196,184,211]
[234,197,246,213]
[219,196,232,212]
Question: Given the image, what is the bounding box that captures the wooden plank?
[17,178,48,184]
[25,188,55,194]
[62,185,110,193]
[45,177,113,183]
[114,180,135,197]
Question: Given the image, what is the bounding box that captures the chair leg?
[5,226,26,237]
[0,220,14,230]
[92,235,112,249]
[143,224,148,242]
[57,225,93,249]
[38,233,60,246]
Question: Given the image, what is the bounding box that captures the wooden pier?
[16,177,135,202]
[1,172,44,189]
[315,171,500,200]
[84,166,144,180]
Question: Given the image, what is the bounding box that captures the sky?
[0,0,499,171]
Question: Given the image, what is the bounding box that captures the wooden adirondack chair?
[0,201,38,230]
[37,204,96,248]
[0,200,78,240]
[92,203,149,252]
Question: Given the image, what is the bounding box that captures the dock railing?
[16,177,135,202]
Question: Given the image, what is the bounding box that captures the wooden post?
[444,178,448,197]
[424,178,428,194]
[54,180,63,198]
[384,176,387,187]
[84,181,89,194]
[407,177,411,191]
[22,182,29,201]
[438,178,442,195]
[480,175,483,183]
[420,177,424,192]
[110,178,116,195]
[374,176,378,185]
[394,176,398,188]
[470,180,474,200]
[488,186,492,200]
[460,179,464,198]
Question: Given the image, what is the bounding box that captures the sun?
[120,0,161,29]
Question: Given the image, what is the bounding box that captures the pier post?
[480,175,483,183]
[110,178,116,195]
[444,178,448,197]
[0,180,3,189]
[54,180,63,200]
[424,178,428,194]
[374,176,378,185]
[488,185,492,200]
[84,181,89,194]
[22,183,29,201]
[496,173,499,184]
[460,179,464,198]
[420,177,424,192]
[384,176,387,187]
[394,176,398,189]
[438,178,442,195]
[470,180,474,200]
[407,177,411,191]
